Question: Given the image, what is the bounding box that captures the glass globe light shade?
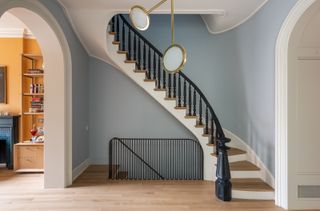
[129,5,150,31]
[163,44,186,73]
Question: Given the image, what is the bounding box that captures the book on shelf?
[29,97,44,112]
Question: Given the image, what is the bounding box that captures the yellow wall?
[0,38,23,114]
[24,38,42,55]
[0,37,42,141]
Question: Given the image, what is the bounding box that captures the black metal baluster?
[188,85,192,116]
[110,16,115,33]
[205,106,209,135]
[115,15,120,42]
[199,98,203,125]
[183,79,186,107]
[121,24,125,51]
[143,42,146,70]
[109,139,113,179]
[193,89,196,116]
[168,73,172,98]
[138,38,141,70]
[133,34,137,62]
[157,55,161,89]
[211,117,215,146]
[148,47,151,79]
[162,69,166,89]
[153,51,156,80]
[127,29,131,60]
[173,73,176,98]
[178,74,181,107]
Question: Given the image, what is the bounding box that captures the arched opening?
[276,0,320,209]
[0,1,72,188]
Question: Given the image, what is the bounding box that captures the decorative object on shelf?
[129,0,186,73]
[34,135,44,143]
[0,66,7,104]
[30,124,38,142]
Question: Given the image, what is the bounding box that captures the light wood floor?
[0,165,288,211]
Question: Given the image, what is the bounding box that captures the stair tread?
[231,178,274,192]
[185,115,197,119]
[112,41,120,45]
[164,97,176,100]
[124,60,136,63]
[195,124,205,128]
[229,161,260,171]
[175,106,187,110]
[154,88,166,91]
[109,31,116,35]
[207,143,215,146]
[117,50,127,54]
[211,147,246,156]
[144,79,156,82]
[134,69,147,73]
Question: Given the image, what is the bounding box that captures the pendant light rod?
[147,0,168,13]
[171,0,174,45]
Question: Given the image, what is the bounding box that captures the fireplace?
[0,116,19,169]
[0,140,6,163]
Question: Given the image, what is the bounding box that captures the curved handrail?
[118,14,225,139]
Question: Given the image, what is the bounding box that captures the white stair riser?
[231,171,261,178]
[232,190,274,200]
[229,154,247,163]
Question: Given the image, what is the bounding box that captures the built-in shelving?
[23,73,44,78]
[23,112,44,116]
[23,93,44,96]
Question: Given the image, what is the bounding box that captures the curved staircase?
[106,15,274,200]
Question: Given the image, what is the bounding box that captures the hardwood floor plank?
[0,166,285,211]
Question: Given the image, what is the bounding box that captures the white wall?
[287,1,320,209]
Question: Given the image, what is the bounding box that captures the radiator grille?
[298,185,320,198]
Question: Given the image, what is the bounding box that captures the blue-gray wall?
[89,58,195,164]
[40,0,90,169]
[138,0,297,174]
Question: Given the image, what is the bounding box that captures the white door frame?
[0,0,72,187]
[275,0,316,208]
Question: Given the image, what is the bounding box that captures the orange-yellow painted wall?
[0,37,42,141]
[24,38,42,55]
[0,38,23,114]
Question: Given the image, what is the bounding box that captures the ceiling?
[58,0,268,62]
[0,12,33,38]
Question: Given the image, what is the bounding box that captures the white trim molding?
[275,0,316,209]
[72,159,90,181]
[0,28,35,38]
[201,0,269,34]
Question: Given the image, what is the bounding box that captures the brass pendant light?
[129,0,187,73]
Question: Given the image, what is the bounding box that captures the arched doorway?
[0,1,72,188]
[276,0,320,209]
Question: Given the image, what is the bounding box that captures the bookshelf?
[21,54,44,141]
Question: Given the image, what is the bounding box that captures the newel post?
[215,137,232,201]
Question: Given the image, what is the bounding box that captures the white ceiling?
[58,0,268,62]
[0,12,33,38]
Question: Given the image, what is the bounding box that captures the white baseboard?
[224,129,275,188]
[72,158,90,181]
